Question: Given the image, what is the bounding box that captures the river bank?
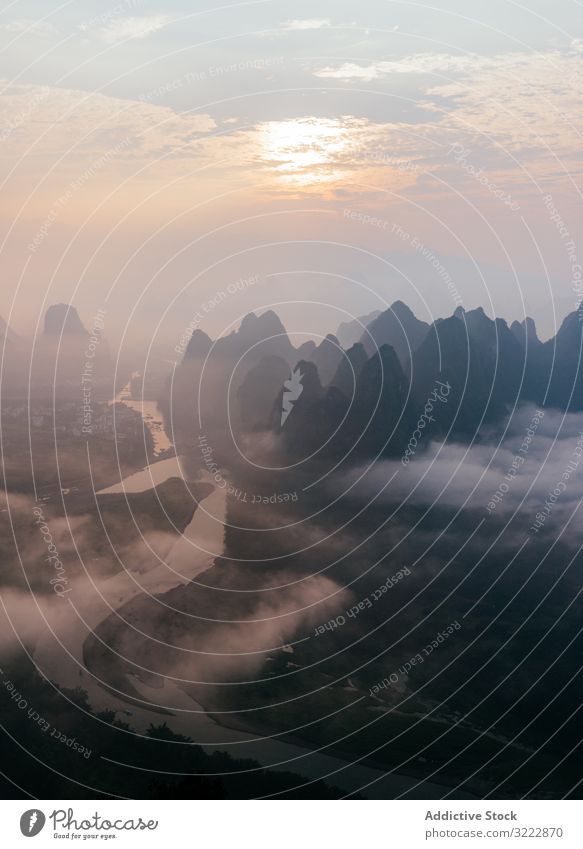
[45,403,472,799]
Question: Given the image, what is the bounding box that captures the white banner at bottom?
[2,800,581,848]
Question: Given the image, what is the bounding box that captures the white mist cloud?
[337,405,583,543]
[0,19,58,37]
[97,15,172,44]
[281,19,331,31]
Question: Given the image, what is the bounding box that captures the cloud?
[0,80,216,163]
[311,47,583,186]
[313,53,486,80]
[336,404,583,546]
[97,15,173,44]
[315,62,384,82]
[0,19,58,38]
[281,19,331,31]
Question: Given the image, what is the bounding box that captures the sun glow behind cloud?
[258,118,351,186]
[253,117,428,196]
[2,3,583,333]
[254,116,409,192]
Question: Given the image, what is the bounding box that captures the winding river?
[32,403,463,799]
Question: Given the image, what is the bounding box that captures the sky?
[1,0,583,347]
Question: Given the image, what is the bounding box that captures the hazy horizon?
[1,0,583,345]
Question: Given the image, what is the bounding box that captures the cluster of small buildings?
[1,400,145,442]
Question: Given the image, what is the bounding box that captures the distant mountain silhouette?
[274,360,349,459]
[273,342,414,462]
[295,339,317,361]
[275,359,323,417]
[336,310,382,349]
[361,301,430,366]
[535,310,583,410]
[309,334,343,385]
[409,309,521,434]
[510,317,541,349]
[345,343,412,457]
[169,311,296,454]
[0,316,16,345]
[2,305,112,402]
[44,303,87,336]
[329,342,368,397]
[211,310,294,364]
[184,329,212,359]
[238,356,291,429]
[166,301,583,469]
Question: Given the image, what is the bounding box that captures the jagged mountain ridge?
[168,302,583,465]
[360,300,431,367]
